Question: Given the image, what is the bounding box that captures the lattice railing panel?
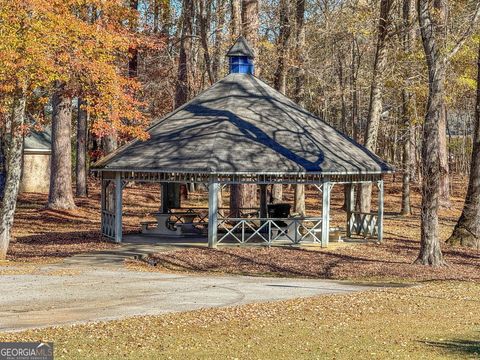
[217,217,323,244]
[101,211,115,239]
[348,212,378,237]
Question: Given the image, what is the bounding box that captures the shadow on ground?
[425,337,480,357]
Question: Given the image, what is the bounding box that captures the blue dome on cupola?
[226,36,255,75]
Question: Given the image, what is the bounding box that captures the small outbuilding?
[93,37,393,247]
[21,128,52,193]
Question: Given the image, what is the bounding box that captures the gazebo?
[92,37,393,247]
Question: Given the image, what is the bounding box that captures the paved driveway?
[0,265,378,332]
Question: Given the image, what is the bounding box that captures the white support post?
[377,179,384,243]
[208,177,220,248]
[321,181,331,247]
[346,184,354,237]
[114,172,123,243]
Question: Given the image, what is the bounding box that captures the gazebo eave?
[93,167,392,184]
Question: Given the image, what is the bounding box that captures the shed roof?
[24,128,52,152]
[93,73,392,176]
[226,36,255,58]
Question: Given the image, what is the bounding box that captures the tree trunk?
[294,0,306,106]
[76,98,88,197]
[175,0,194,108]
[199,0,215,85]
[293,0,306,214]
[102,135,117,155]
[128,0,139,78]
[350,36,360,141]
[230,184,257,216]
[241,0,259,54]
[415,0,445,266]
[360,0,393,213]
[273,0,291,95]
[48,83,76,210]
[0,89,26,260]
[439,103,451,206]
[161,0,171,38]
[401,109,412,215]
[0,133,5,200]
[270,184,283,204]
[401,0,415,216]
[229,0,259,216]
[433,0,450,207]
[446,43,480,249]
[294,183,306,216]
[212,0,226,81]
[230,0,241,39]
[271,0,291,204]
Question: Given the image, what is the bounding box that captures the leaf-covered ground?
[1,281,478,359]
[7,176,479,282]
[126,176,479,282]
[128,243,480,282]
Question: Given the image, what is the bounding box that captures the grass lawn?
[1,281,479,359]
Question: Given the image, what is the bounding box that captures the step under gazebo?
[92,37,393,247]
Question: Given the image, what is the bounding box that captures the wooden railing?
[347,212,378,237]
[101,211,115,239]
[217,217,323,244]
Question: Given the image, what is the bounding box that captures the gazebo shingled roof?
[93,73,392,177]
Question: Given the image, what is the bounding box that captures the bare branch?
[446,1,480,61]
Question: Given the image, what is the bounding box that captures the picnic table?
[141,211,202,235]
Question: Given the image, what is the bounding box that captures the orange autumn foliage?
[0,0,159,139]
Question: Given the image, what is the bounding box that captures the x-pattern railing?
[217,217,323,244]
[348,212,378,237]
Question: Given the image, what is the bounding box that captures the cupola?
[226,36,255,75]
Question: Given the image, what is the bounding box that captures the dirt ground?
[7,175,480,282]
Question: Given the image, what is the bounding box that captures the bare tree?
[230,0,259,213]
[293,0,306,216]
[242,0,259,51]
[231,0,242,39]
[271,0,292,204]
[200,0,215,85]
[360,0,394,213]
[415,0,480,265]
[175,0,195,108]
[212,0,227,81]
[447,42,480,249]
[274,0,292,94]
[401,0,415,215]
